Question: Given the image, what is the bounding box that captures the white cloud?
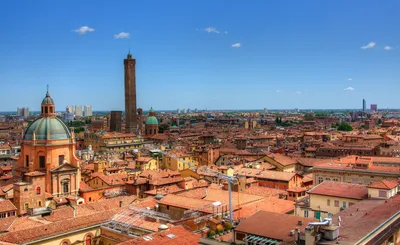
[114,32,130,39]
[361,42,376,49]
[224,31,228,34]
[73,26,95,35]
[231,43,241,48]
[204,27,219,33]
[348,78,352,81]
[344,87,355,91]
[384,46,393,50]
[296,91,302,94]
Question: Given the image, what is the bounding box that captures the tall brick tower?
[124,51,138,134]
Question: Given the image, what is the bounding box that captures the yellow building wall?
[87,177,110,189]
[309,194,361,218]
[162,156,198,171]
[137,159,158,171]
[313,170,399,186]
[368,187,398,199]
[28,226,100,245]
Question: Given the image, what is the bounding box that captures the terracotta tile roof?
[234,211,316,243]
[91,173,127,186]
[367,180,399,190]
[257,170,298,182]
[24,171,46,177]
[176,188,208,199]
[308,181,368,200]
[266,153,297,166]
[0,200,16,213]
[242,186,286,197]
[0,216,16,232]
[234,198,295,220]
[203,188,264,209]
[117,225,201,245]
[0,210,117,243]
[79,181,93,192]
[332,195,400,244]
[158,194,214,212]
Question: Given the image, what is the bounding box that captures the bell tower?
[124,51,138,134]
[41,86,55,117]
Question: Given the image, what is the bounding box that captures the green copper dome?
[145,116,158,125]
[42,91,54,105]
[24,117,71,141]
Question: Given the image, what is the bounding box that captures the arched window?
[85,235,92,245]
[36,186,41,195]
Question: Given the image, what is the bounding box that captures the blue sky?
[1,0,399,111]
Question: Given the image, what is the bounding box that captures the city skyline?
[1,0,400,111]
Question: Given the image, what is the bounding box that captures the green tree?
[337,122,353,131]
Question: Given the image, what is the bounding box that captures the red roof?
[235,211,316,243]
[0,200,17,213]
[367,180,399,190]
[118,225,201,245]
[308,181,368,200]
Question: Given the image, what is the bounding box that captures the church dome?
[24,117,71,141]
[145,116,158,125]
[42,91,54,105]
[145,107,158,125]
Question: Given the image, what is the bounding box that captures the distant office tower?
[110,111,122,132]
[84,105,93,117]
[63,106,74,122]
[264,108,268,113]
[194,108,198,113]
[177,108,180,114]
[370,104,378,112]
[187,108,191,113]
[75,106,83,117]
[362,99,366,112]
[66,106,74,114]
[124,51,138,134]
[17,107,29,118]
[183,108,187,114]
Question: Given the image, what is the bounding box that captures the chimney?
[119,200,123,207]
[289,230,295,236]
[298,220,303,226]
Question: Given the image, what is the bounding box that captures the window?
[85,236,92,245]
[304,210,309,218]
[59,155,65,165]
[327,199,331,206]
[45,107,48,113]
[379,190,387,198]
[24,188,28,192]
[49,107,53,113]
[36,186,41,195]
[89,197,92,202]
[166,205,170,210]
[24,203,29,210]
[63,182,69,194]
[38,201,42,206]
[349,202,355,207]
[25,155,29,167]
[39,156,46,168]
[334,200,339,207]
[343,201,347,208]
[0,213,5,218]
[318,177,324,184]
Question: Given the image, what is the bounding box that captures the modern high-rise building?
[17,107,29,118]
[264,108,268,113]
[124,51,138,134]
[75,105,83,117]
[66,106,74,114]
[84,105,93,117]
[177,108,180,114]
[370,104,378,112]
[110,111,122,132]
[362,99,366,112]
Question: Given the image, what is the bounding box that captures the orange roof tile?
[308,181,368,200]
[367,180,399,190]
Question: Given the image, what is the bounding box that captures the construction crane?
[198,167,238,225]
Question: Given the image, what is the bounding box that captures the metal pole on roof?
[228,181,233,224]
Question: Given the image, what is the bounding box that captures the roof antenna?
[47,84,49,92]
